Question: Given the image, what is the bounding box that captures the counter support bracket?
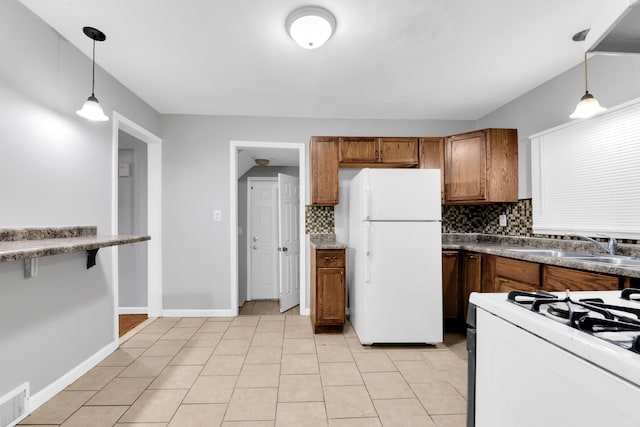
[86,249,99,269]
[24,258,38,279]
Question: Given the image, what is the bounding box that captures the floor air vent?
[0,383,29,427]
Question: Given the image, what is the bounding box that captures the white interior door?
[249,179,278,300]
[278,173,300,312]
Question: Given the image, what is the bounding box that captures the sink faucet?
[566,233,617,255]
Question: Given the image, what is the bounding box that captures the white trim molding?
[111,112,163,344]
[27,340,118,415]
[162,309,235,317]
[118,306,149,314]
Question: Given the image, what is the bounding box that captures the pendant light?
[286,6,336,49]
[570,52,606,119]
[76,26,109,122]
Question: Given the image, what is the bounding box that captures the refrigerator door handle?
[364,186,371,220]
[364,221,371,283]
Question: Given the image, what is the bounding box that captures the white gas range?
[468,289,640,427]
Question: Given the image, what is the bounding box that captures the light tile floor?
[20,301,468,426]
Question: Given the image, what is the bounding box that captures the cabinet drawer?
[316,250,345,267]
[495,257,540,286]
[543,265,620,292]
[496,277,539,293]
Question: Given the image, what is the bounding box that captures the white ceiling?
[20,0,604,120]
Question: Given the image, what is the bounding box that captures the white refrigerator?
[348,168,442,344]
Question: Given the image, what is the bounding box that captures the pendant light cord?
[91,38,96,96]
[583,52,589,93]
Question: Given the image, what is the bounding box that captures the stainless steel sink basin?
[570,256,640,268]
[506,248,640,268]
[506,248,589,258]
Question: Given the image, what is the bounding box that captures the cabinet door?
[543,265,620,292]
[494,257,540,293]
[310,137,339,205]
[338,137,378,163]
[420,137,445,203]
[442,251,459,320]
[379,137,419,165]
[496,277,539,293]
[445,130,487,203]
[462,252,482,321]
[317,267,345,325]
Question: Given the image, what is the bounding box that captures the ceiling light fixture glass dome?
[286,6,336,49]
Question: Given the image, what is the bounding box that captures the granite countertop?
[309,233,347,250]
[443,233,640,279]
[0,226,150,262]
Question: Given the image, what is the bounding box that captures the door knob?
[252,236,258,242]
[252,245,258,250]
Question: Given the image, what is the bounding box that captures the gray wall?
[118,131,149,308]
[160,115,473,310]
[238,166,300,307]
[476,54,640,198]
[0,0,159,399]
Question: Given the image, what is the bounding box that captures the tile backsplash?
[306,199,638,244]
[306,200,534,236]
[305,206,335,234]
[442,199,533,236]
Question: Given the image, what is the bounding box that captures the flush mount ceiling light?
[286,6,336,49]
[76,26,109,122]
[570,52,607,120]
[253,157,271,167]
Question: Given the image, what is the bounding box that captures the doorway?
[230,141,307,316]
[111,112,162,342]
[117,132,148,316]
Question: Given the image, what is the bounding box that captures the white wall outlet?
[213,210,222,221]
[499,214,507,227]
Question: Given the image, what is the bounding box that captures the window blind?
[531,98,640,239]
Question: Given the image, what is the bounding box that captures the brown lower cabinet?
[443,251,626,325]
[543,265,620,292]
[310,247,346,333]
[442,251,459,321]
[494,256,540,293]
[461,252,482,321]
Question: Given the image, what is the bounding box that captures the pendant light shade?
[570,53,606,119]
[286,6,336,49]
[76,26,109,122]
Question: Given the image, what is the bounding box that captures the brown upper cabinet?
[444,128,518,204]
[419,137,445,203]
[310,136,339,206]
[339,137,419,167]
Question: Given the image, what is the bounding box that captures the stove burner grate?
[507,290,640,353]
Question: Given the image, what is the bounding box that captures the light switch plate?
[213,210,222,221]
[499,214,507,227]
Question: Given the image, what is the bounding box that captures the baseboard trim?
[27,339,118,414]
[299,307,310,316]
[161,309,234,317]
[118,306,148,314]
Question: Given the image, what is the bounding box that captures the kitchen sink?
[506,248,589,258]
[505,248,640,268]
[569,256,640,268]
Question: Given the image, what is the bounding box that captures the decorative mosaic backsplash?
[307,200,639,244]
[442,199,533,236]
[305,206,335,234]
